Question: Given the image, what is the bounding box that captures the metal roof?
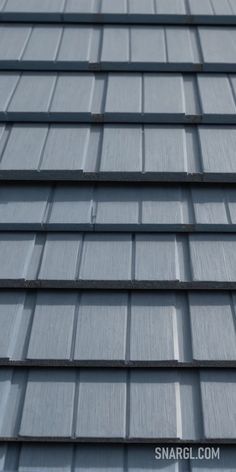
[0,0,235,469]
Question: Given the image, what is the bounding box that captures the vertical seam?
[141,124,145,174]
[131,234,136,282]
[72,369,80,439]
[70,292,81,361]
[42,183,56,229]
[34,233,47,280]
[223,186,233,225]
[37,124,51,171]
[54,25,65,62]
[209,0,216,15]
[15,369,29,437]
[95,124,104,172]
[228,75,236,110]
[47,74,59,112]
[195,126,204,174]
[153,0,157,14]
[125,370,130,440]
[91,183,97,228]
[18,26,34,60]
[125,292,131,364]
[229,292,236,338]
[0,125,11,164]
[75,233,84,280]
[5,72,22,111]
[163,27,168,63]
[21,292,37,360]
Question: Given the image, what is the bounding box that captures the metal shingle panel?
[2,0,236,24]
[79,234,132,281]
[2,183,236,231]
[200,371,236,439]
[76,370,127,438]
[2,73,236,123]
[129,371,178,439]
[1,124,236,181]
[38,233,82,280]
[2,25,236,72]
[0,290,236,366]
[74,292,127,362]
[189,292,236,362]
[2,233,236,287]
[0,444,235,471]
[135,234,178,281]
[20,370,76,437]
[27,292,77,361]
[0,368,235,441]
[190,234,236,282]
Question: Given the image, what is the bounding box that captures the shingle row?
[1,0,236,24]
[0,443,233,472]
[0,367,235,441]
[0,232,236,288]
[0,290,235,366]
[1,25,236,72]
[1,124,236,182]
[1,183,236,231]
[2,72,236,123]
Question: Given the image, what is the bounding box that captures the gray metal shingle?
[20,369,76,437]
[200,371,236,439]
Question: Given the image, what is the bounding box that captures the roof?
[0,1,235,471]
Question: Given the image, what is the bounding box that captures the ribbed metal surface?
[0,183,236,231]
[1,72,236,123]
[0,367,233,442]
[1,124,236,182]
[1,0,236,24]
[0,443,234,471]
[0,0,235,464]
[1,232,236,288]
[0,25,236,72]
[0,290,235,366]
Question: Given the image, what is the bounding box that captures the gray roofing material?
[2,72,236,123]
[0,0,235,462]
[0,367,234,442]
[1,183,236,232]
[0,444,234,471]
[2,0,236,25]
[1,25,236,72]
[1,124,236,182]
[0,290,236,366]
[0,233,236,288]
